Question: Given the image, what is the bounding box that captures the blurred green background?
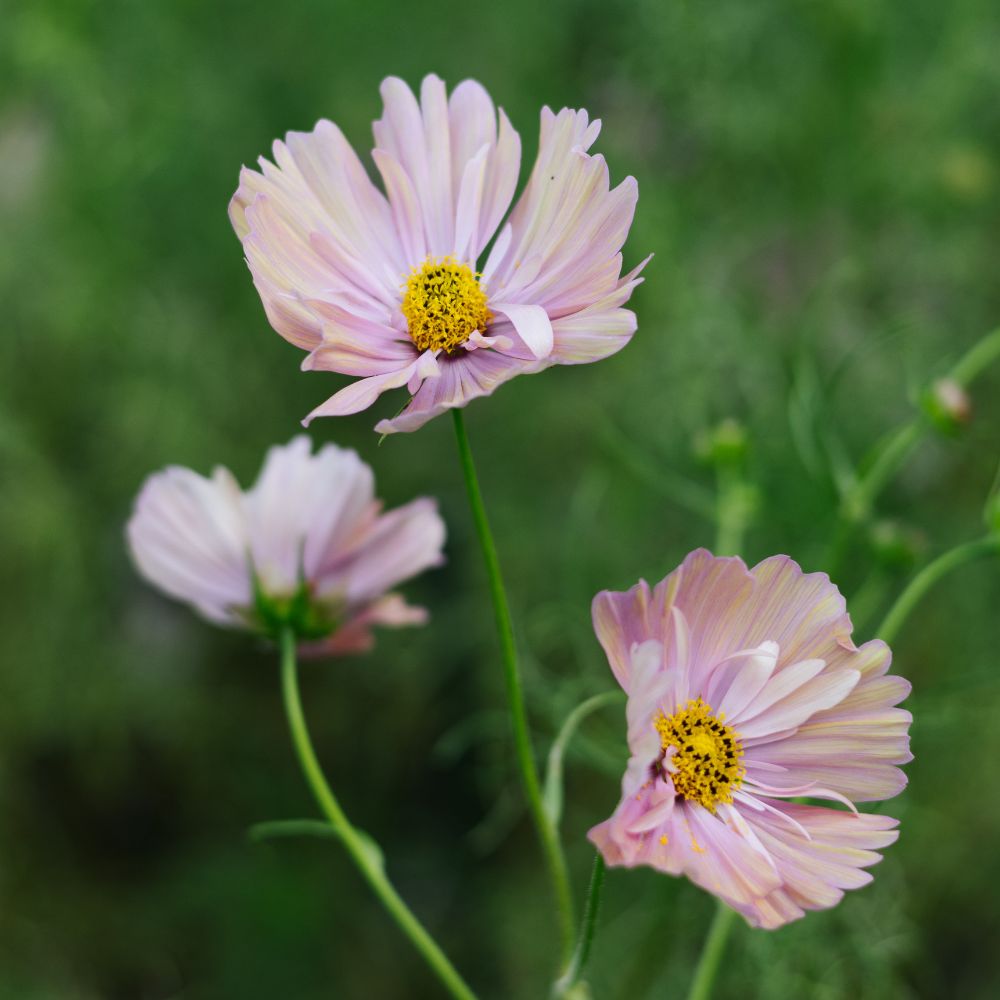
[3,0,1000,996]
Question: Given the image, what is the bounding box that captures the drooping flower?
[229,74,647,434]
[589,549,911,928]
[126,436,445,651]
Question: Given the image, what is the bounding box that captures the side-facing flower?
[229,73,648,434]
[126,436,445,651]
[589,549,911,928]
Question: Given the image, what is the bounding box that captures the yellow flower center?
[401,256,492,354]
[654,698,745,812]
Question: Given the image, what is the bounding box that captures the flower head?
[589,549,911,928]
[126,436,445,651]
[230,74,648,433]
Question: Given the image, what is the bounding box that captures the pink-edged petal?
[488,106,639,319]
[244,437,375,594]
[303,353,439,424]
[734,669,860,740]
[126,465,251,625]
[373,349,537,435]
[318,496,445,607]
[591,571,684,691]
[372,149,428,266]
[679,804,782,908]
[732,657,827,723]
[452,144,489,262]
[706,641,779,721]
[739,804,899,927]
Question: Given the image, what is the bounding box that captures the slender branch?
[876,536,1000,644]
[278,629,477,1000]
[948,326,1000,386]
[685,901,737,1000]
[827,327,1000,574]
[544,691,624,830]
[451,409,576,963]
[551,854,606,998]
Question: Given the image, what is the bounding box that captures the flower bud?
[921,378,971,434]
[694,418,749,466]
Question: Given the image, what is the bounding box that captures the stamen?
[401,256,492,353]
[654,697,745,812]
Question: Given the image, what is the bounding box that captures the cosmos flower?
[126,436,445,652]
[588,549,911,928]
[229,74,647,433]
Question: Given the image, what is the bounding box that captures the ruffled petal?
[486,107,638,319]
[126,465,251,625]
[244,437,376,593]
[373,74,521,261]
[738,804,899,928]
[303,352,440,424]
[319,497,446,606]
[373,349,538,435]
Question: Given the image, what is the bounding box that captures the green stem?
[828,327,1000,576]
[875,536,1000,644]
[948,326,1000,386]
[552,854,606,998]
[685,901,736,1000]
[451,409,576,963]
[279,629,477,1000]
[842,419,923,525]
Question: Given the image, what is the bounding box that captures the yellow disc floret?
[401,256,492,354]
[654,698,745,812]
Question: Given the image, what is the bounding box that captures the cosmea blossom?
[127,436,445,651]
[589,549,911,928]
[229,74,647,433]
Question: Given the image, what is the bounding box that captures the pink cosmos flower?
[229,74,647,433]
[589,549,911,928]
[126,436,445,652]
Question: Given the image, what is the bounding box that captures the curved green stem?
[685,901,736,1000]
[826,328,1000,576]
[279,629,477,1000]
[552,854,606,998]
[451,409,576,963]
[876,536,1000,644]
[544,691,624,831]
[948,326,1000,386]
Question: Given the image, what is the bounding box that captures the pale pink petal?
[488,106,638,318]
[706,642,779,720]
[447,83,521,257]
[301,594,431,658]
[739,805,899,927]
[373,350,537,435]
[373,74,520,262]
[372,148,428,266]
[126,466,251,625]
[319,497,446,607]
[244,437,377,593]
[303,353,439,424]
[734,669,861,739]
[452,144,490,262]
[490,302,554,359]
